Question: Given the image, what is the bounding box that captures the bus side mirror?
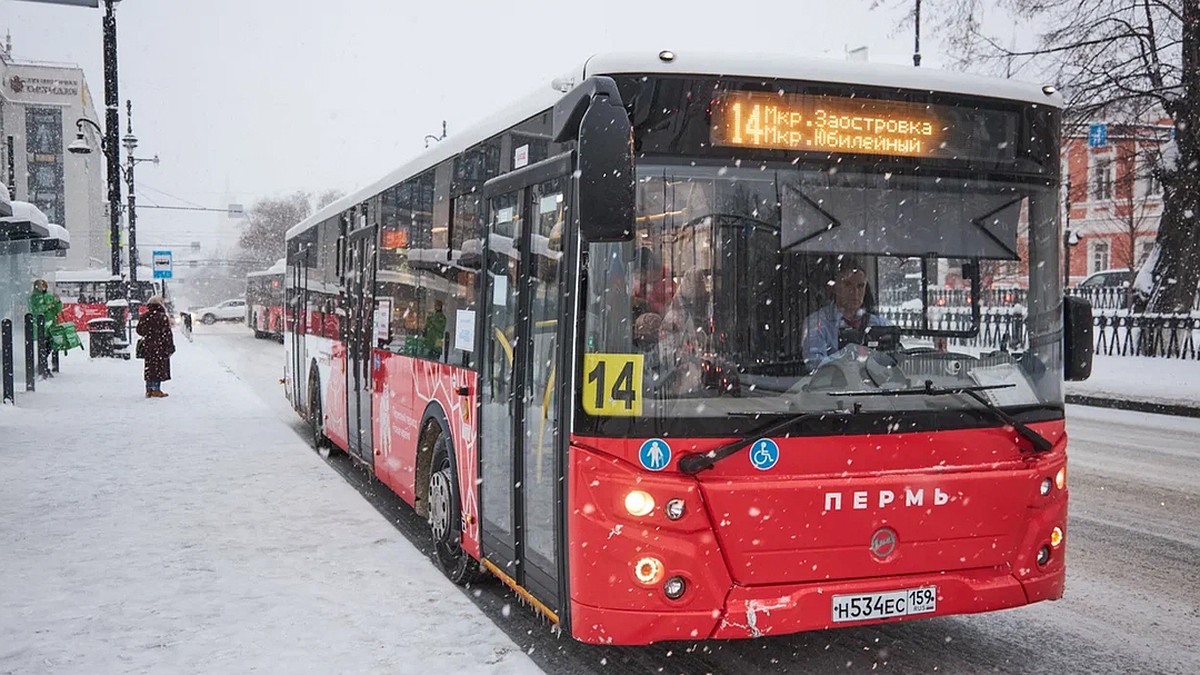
[553,76,635,243]
[1063,295,1093,381]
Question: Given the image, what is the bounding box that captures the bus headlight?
[1039,478,1052,496]
[634,557,665,585]
[624,490,655,517]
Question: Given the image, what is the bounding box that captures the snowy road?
[198,324,1200,675]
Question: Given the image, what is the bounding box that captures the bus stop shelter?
[2,199,61,397]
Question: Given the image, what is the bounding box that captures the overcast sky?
[2,0,987,257]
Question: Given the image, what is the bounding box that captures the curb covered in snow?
[1065,394,1200,419]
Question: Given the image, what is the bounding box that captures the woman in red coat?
[136,296,175,398]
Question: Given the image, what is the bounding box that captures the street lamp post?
[102,0,122,280]
[122,99,159,289]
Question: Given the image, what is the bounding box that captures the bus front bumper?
[570,565,1064,645]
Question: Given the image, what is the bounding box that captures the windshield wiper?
[826,380,1053,453]
[677,412,829,475]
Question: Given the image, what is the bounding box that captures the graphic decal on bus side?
[749,438,780,471]
[639,438,671,471]
[372,353,481,558]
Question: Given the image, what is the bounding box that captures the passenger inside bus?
[801,260,890,370]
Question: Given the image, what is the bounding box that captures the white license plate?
[831,585,937,623]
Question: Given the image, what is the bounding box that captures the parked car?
[1075,268,1135,310]
[189,298,247,324]
[1078,268,1133,288]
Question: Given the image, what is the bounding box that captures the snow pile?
[0,338,538,674]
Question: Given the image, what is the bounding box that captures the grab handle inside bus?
[552,76,635,243]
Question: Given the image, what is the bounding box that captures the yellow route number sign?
[582,353,643,417]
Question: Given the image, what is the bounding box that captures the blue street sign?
[1088,124,1108,148]
[152,250,173,279]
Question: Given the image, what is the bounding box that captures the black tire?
[201,314,216,325]
[253,330,266,340]
[428,432,483,585]
[309,375,331,451]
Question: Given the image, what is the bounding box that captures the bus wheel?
[309,376,334,454]
[428,433,482,585]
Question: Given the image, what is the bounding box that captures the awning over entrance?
[32,223,71,254]
[1,201,51,241]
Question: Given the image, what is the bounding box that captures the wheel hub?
[428,467,452,544]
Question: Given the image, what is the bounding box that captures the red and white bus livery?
[246,260,285,340]
[53,268,166,331]
[283,52,1093,645]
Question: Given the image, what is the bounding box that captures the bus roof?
[247,259,286,278]
[286,51,1062,242]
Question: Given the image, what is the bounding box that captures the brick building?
[1061,121,1172,286]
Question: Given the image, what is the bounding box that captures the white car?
[190,298,246,324]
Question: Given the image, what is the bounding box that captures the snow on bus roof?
[247,259,286,277]
[583,52,1062,107]
[286,51,1061,242]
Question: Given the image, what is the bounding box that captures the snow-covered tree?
[237,189,344,266]
[877,0,1198,312]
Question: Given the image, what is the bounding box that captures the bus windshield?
[583,164,1062,426]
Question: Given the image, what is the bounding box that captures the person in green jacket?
[28,279,63,336]
[423,300,447,359]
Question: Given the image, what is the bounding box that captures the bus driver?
[802,262,888,369]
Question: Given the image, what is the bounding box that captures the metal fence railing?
[876,306,1200,360]
[878,308,1028,352]
[1092,313,1200,359]
[877,287,1029,308]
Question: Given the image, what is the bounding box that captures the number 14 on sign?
[583,354,643,417]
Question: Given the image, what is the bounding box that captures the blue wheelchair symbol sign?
[749,438,780,471]
[638,438,672,471]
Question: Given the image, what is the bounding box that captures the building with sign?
[1061,119,1172,285]
[0,35,105,272]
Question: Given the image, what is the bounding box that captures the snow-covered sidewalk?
[0,336,538,674]
[1066,354,1200,410]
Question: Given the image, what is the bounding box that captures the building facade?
[0,40,105,272]
[1062,122,1171,285]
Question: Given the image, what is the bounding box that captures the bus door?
[479,153,573,616]
[289,252,308,408]
[344,221,377,467]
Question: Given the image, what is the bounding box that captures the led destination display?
[711,91,1019,163]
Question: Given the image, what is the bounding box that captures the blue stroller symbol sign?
[750,438,780,470]
[638,438,671,471]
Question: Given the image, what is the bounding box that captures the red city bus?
[246,260,285,340]
[283,53,1093,645]
[54,268,165,331]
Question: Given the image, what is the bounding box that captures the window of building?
[1143,162,1163,197]
[1092,157,1114,201]
[1135,237,1153,267]
[1090,238,1111,274]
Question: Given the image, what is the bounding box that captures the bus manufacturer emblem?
[638,438,671,472]
[870,527,898,559]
